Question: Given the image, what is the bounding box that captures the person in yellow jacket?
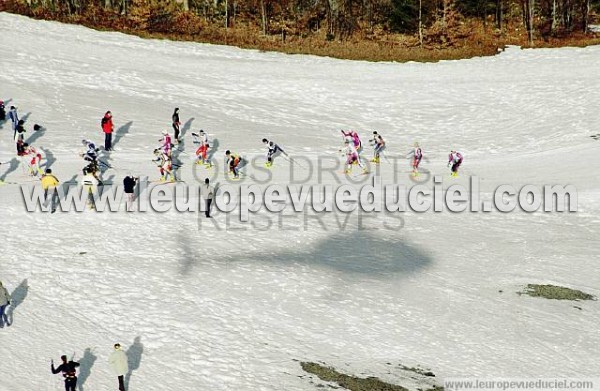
[41,169,59,213]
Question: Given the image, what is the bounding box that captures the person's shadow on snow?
[125,336,144,389]
[112,121,133,149]
[207,138,219,163]
[26,125,45,145]
[77,347,97,391]
[179,117,194,148]
[41,147,56,170]
[6,278,29,326]
[0,158,20,182]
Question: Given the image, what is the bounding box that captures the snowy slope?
[1,12,600,391]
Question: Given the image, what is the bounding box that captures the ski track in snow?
[1,12,600,391]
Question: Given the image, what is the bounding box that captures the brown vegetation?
[1,0,599,62]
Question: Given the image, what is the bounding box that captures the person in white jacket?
[82,168,99,210]
[0,281,11,328]
[201,178,215,218]
[109,343,129,391]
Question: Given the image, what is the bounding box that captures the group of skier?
[1,102,465,195]
[338,128,464,177]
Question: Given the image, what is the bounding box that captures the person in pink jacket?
[159,130,172,157]
[448,150,463,177]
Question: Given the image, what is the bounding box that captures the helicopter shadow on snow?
[177,229,433,280]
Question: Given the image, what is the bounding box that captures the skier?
[101,111,114,151]
[192,130,211,166]
[81,140,100,164]
[153,148,175,182]
[109,343,129,391]
[123,175,138,211]
[340,139,366,174]
[448,150,464,177]
[341,130,362,154]
[8,106,18,133]
[411,142,423,176]
[80,140,102,184]
[225,150,241,179]
[15,120,26,156]
[0,100,5,121]
[41,168,60,213]
[172,108,181,143]
[51,355,80,391]
[262,138,287,167]
[159,130,172,157]
[23,143,43,176]
[0,281,10,328]
[369,131,386,163]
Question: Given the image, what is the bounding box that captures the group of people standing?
[0,102,46,177]
[51,343,130,391]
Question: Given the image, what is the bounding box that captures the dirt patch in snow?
[300,361,443,391]
[518,284,595,301]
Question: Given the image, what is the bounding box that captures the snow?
[1,12,600,391]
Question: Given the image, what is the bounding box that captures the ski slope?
[1,12,600,391]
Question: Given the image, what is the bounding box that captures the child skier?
[262,138,287,167]
[80,140,101,182]
[0,100,5,121]
[225,150,241,179]
[159,130,172,157]
[411,142,423,176]
[369,131,386,163]
[23,144,43,177]
[341,130,362,155]
[448,150,464,177]
[153,148,175,182]
[340,140,366,174]
[192,130,211,167]
[81,140,100,163]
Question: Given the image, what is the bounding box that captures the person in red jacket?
[101,111,114,151]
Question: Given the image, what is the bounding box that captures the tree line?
[12,0,600,45]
